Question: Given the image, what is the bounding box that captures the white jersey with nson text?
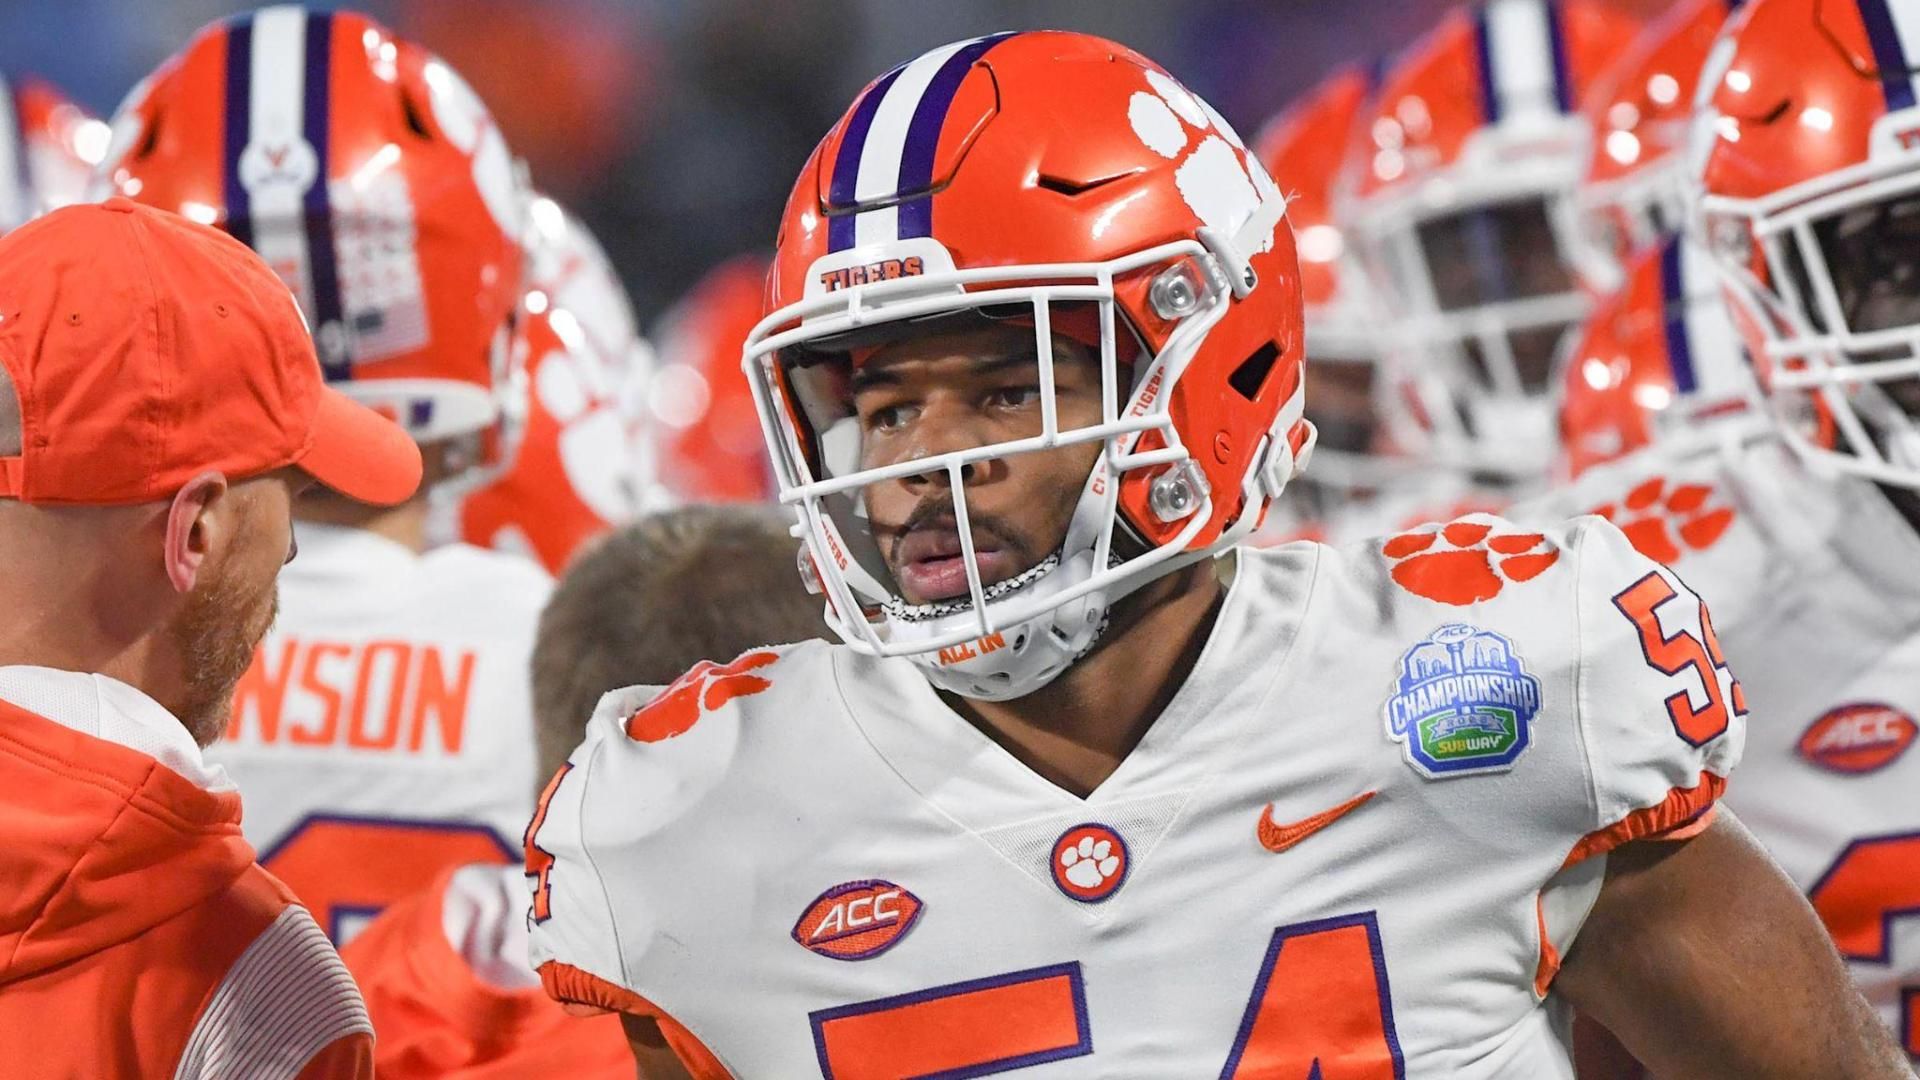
[213,522,552,944]
[527,514,1743,1078]
[1514,434,1920,1057]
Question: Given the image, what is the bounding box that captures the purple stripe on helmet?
[1660,239,1698,394]
[1472,7,1500,124]
[221,15,255,249]
[893,31,1017,241]
[300,11,349,381]
[825,65,904,252]
[1859,0,1918,113]
[1543,0,1575,114]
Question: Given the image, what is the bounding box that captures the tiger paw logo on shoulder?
[1384,624,1541,779]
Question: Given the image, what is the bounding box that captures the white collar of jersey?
[0,665,235,792]
[832,546,1314,832]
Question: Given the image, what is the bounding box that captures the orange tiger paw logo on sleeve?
[625,651,779,743]
[1382,519,1560,605]
[1587,476,1735,566]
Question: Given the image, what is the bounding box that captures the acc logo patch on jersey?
[1796,703,1918,775]
[1385,623,1541,779]
[791,879,925,961]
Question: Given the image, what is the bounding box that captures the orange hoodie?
[0,667,373,1079]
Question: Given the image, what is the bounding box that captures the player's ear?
[163,471,230,594]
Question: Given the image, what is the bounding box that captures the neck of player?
[939,557,1227,799]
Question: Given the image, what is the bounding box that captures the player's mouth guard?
[743,228,1312,701]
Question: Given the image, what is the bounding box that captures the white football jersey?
[213,522,552,944]
[1517,436,1920,1054]
[528,516,1742,1078]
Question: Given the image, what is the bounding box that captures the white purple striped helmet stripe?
[825,32,1018,252]
[1472,0,1576,124]
[219,6,350,379]
[1856,0,1920,114]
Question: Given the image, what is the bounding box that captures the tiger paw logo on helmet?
[1586,477,1735,566]
[1383,519,1560,606]
[625,651,778,743]
[1125,68,1281,253]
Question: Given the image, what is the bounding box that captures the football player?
[95,5,553,943]
[342,506,824,1077]
[1345,0,1646,496]
[526,29,1903,1077]
[452,194,660,573]
[1535,0,1920,1062]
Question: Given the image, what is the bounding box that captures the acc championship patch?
[1385,623,1541,779]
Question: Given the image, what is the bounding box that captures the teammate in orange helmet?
[526,28,1899,1077]
[1347,0,1648,491]
[0,201,421,1080]
[1524,0,1920,1065]
[452,194,658,573]
[97,5,553,944]
[649,251,781,503]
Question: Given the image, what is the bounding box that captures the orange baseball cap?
[0,198,421,506]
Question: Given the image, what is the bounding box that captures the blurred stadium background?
[7,0,1673,322]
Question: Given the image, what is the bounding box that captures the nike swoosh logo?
[1257,790,1376,853]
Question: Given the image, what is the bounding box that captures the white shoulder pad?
[1570,514,1745,848]
[524,641,831,996]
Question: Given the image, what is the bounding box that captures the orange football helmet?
[650,252,779,503]
[1571,0,1741,292]
[1347,0,1646,482]
[747,31,1308,699]
[1558,234,1761,479]
[1696,0,1920,488]
[453,196,654,572]
[95,5,527,452]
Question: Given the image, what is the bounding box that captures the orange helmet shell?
[1558,235,1758,478]
[97,5,527,445]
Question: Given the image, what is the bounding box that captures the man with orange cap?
[0,200,421,1076]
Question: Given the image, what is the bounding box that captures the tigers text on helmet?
[1695,0,1920,489]
[93,4,528,454]
[745,31,1310,701]
[1558,234,1763,479]
[1346,0,1646,484]
[1571,0,1744,293]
